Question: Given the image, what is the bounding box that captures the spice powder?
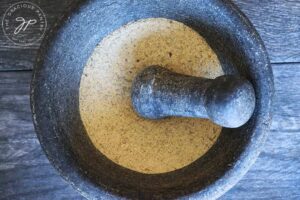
[79,18,223,174]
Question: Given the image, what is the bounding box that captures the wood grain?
[0,0,299,71]
[0,0,75,71]
[0,64,300,199]
[0,71,83,200]
[232,0,300,63]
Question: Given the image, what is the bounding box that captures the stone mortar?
[31,0,274,199]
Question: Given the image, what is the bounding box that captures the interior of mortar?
[79,18,224,174]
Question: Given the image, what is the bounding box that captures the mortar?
[31,0,274,199]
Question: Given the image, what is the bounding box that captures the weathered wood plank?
[0,0,77,48]
[0,0,75,71]
[233,0,300,63]
[0,49,37,71]
[0,73,83,199]
[0,72,34,141]
[270,63,300,132]
[0,0,299,71]
[0,164,83,200]
[0,63,300,199]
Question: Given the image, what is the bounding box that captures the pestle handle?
[131,66,256,128]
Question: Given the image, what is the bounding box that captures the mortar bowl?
[31,0,274,199]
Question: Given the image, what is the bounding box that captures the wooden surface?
[0,0,300,199]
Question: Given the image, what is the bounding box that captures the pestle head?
[131,66,256,128]
[204,75,256,128]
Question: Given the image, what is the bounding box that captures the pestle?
[131,66,256,128]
